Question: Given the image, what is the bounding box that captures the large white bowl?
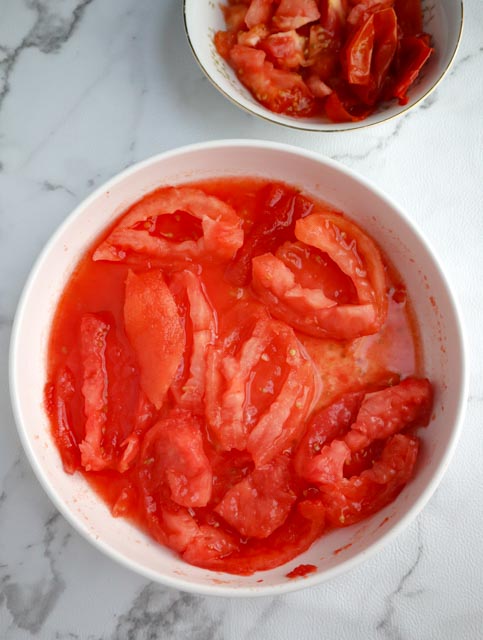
[10,140,467,596]
[184,0,463,131]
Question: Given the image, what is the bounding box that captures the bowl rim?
[9,139,468,596]
[182,0,464,132]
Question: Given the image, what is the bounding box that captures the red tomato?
[225,184,313,286]
[214,30,238,61]
[324,87,374,122]
[321,434,419,526]
[237,24,269,47]
[222,3,249,32]
[394,0,423,37]
[140,409,213,508]
[260,30,307,70]
[124,270,184,410]
[294,391,364,480]
[229,44,316,116]
[343,15,375,85]
[252,212,388,339]
[345,377,433,452]
[245,0,273,29]
[306,74,333,98]
[215,456,296,538]
[169,270,216,415]
[46,367,80,474]
[273,0,321,31]
[347,0,394,28]
[93,187,243,264]
[390,35,433,105]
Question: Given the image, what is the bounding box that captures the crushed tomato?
[45,177,433,575]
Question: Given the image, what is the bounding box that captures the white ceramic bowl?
[183,0,463,131]
[10,140,467,596]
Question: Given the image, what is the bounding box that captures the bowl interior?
[11,141,466,595]
[184,0,463,131]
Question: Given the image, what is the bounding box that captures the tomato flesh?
[46,177,430,575]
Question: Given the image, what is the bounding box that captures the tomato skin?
[390,35,433,105]
[343,15,375,85]
[273,0,321,31]
[394,0,423,37]
[124,270,184,410]
[229,44,316,117]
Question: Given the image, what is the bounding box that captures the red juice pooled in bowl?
[44,177,433,575]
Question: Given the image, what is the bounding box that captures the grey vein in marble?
[0,458,70,634]
[376,520,425,640]
[0,0,94,113]
[110,584,222,640]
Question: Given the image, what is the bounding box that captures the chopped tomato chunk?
[47,367,80,474]
[260,30,307,70]
[273,0,321,31]
[229,44,316,116]
[245,0,273,29]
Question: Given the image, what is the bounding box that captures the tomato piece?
[169,270,216,415]
[273,0,321,31]
[215,30,238,61]
[237,24,269,47]
[295,391,364,480]
[229,44,316,116]
[319,0,349,38]
[78,314,110,471]
[93,187,243,264]
[193,500,325,574]
[260,30,307,70]
[252,212,388,339]
[117,391,156,473]
[47,367,80,474]
[124,270,184,410]
[322,434,419,526]
[306,74,333,97]
[345,377,433,452]
[222,3,249,32]
[245,0,273,28]
[140,409,213,508]
[225,184,313,286]
[304,24,341,81]
[343,15,375,85]
[215,457,296,538]
[324,87,374,121]
[390,35,433,105]
[347,0,394,28]
[394,0,423,36]
[182,525,239,565]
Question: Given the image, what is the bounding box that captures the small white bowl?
[183,0,463,131]
[10,140,467,596]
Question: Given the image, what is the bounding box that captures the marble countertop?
[1,1,482,638]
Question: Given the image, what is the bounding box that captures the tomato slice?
[215,456,296,538]
[345,377,433,452]
[225,184,313,286]
[245,0,273,29]
[343,15,375,85]
[78,314,110,471]
[169,270,216,415]
[140,409,213,508]
[47,367,80,474]
[347,0,394,28]
[252,212,388,339]
[390,35,433,105]
[93,187,243,264]
[321,434,419,526]
[222,3,249,32]
[229,44,316,117]
[260,30,307,70]
[215,30,238,61]
[116,391,156,473]
[273,0,321,31]
[294,391,364,480]
[124,270,184,410]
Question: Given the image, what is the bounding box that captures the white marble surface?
[1,1,482,638]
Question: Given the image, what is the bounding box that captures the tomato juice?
[45,177,433,574]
